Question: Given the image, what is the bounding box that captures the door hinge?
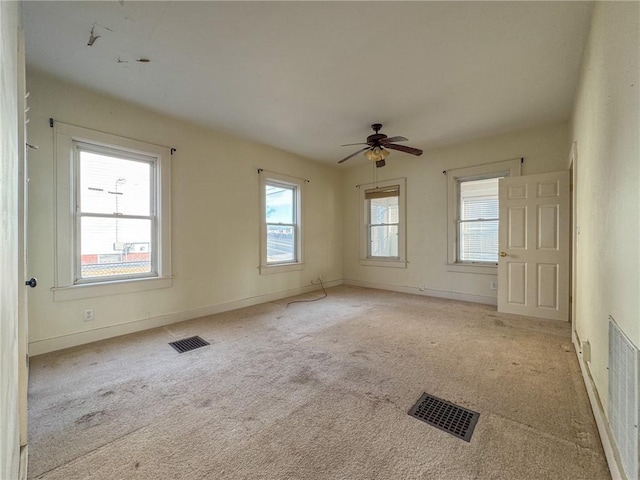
[569,295,573,303]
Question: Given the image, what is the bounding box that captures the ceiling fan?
[338,123,423,168]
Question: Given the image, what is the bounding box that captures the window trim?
[359,177,407,268]
[53,122,172,301]
[446,159,521,274]
[259,171,304,275]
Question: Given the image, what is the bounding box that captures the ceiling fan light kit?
[363,146,389,162]
[338,123,423,168]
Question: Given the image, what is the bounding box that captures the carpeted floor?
[27,286,610,479]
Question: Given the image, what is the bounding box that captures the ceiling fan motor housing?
[367,124,386,144]
[367,133,387,144]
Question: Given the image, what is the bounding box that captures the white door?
[497,170,570,321]
[17,27,30,449]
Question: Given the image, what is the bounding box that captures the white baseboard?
[572,329,626,480]
[343,279,497,306]
[19,445,28,480]
[29,280,343,356]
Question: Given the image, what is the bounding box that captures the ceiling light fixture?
[363,146,390,162]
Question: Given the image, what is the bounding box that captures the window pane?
[369,225,398,257]
[459,177,500,262]
[462,197,498,220]
[265,184,294,223]
[459,219,498,262]
[266,224,295,263]
[460,177,500,220]
[369,196,398,225]
[80,217,152,278]
[80,150,151,216]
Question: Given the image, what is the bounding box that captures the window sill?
[260,262,305,275]
[360,258,407,268]
[446,263,497,275]
[52,276,173,301]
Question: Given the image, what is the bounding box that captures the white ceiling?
[22,1,594,166]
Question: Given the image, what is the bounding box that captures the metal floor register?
[408,392,480,442]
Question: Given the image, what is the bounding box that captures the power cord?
[286,278,327,307]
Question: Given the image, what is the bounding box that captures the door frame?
[568,142,578,328]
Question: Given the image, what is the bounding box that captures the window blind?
[458,178,500,263]
[461,197,498,221]
[365,185,400,200]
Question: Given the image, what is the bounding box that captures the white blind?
[462,196,498,221]
[458,178,500,262]
[365,185,399,200]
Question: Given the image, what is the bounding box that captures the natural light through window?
[265,182,297,264]
[366,186,399,258]
[358,178,406,268]
[77,144,156,281]
[458,177,501,263]
[446,158,520,272]
[54,122,171,300]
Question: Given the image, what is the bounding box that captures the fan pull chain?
[372,159,378,188]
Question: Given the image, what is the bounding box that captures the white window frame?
[259,171,304,275]
[359,177,407,268]
[446,158,521,274]
[53,122,172,301]
[74,142,158,284]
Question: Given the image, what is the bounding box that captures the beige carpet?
[27,286,609,479]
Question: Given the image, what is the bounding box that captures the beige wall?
[571,1,639,413]
[0,2,21,478]
[26,72,343,355]
[341,122,569,302]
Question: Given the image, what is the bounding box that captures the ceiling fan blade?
[380,136,408,144]
[385,143,423,156]
[341,142,369,147]
[338,146,371,164]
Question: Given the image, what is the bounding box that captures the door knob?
[25,277,37,288]
[499,252,508,257]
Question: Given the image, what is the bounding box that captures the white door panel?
[17,28,29,448]
[498,171,569,321]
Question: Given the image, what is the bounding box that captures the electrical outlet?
[311,275,323,285]
[490,281,498,290]
[83,309,94,322]
[419,284,425,292]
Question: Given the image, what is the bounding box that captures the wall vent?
[608,316,639,480]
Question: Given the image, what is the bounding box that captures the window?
[366,185,400,258]
[266,183,297,264]
[54,123,172,300]
[76,143,156,282]
[260,171,304,274]
[359,178,406,268]
[458,177,500,263]
[446,158,521,273]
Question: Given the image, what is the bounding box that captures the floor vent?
[169,336,209,354]
[408,392,480,442]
